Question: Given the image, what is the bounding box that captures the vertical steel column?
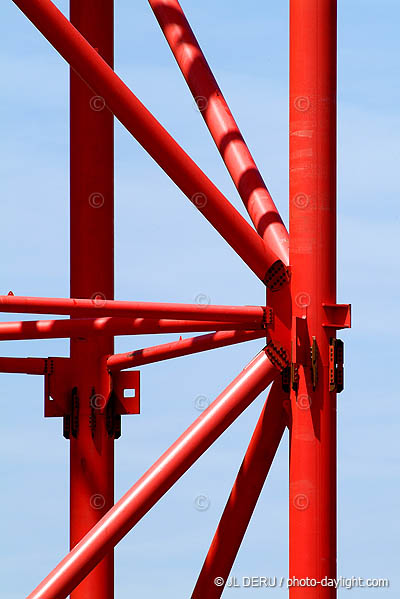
[289,1,337,596]
[70,2,114,598]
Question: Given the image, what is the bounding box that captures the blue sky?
[0,1,399,597]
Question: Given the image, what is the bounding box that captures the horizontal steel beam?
[107,329,266,371]
[27,349,278,599]
[0,357,49,375]
[0,295,266,323]
[149,0,289,265]
[12,0,278,283]
[0,317,262,342]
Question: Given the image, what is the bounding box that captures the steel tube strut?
[289,1,337,596]
[0,295,265,323]
[192,381,287,598]
[0,357,48,375]
[27,350,278,599]
[69,2,115,597]
[12,0,276,284]
[149,0,289,265]
[0,317,262,341]
[107,330,266,371]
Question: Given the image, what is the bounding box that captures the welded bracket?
[44,357,71,418]
[64,387,79,439]
[322,303,351,329]
[329,338,344,393]
[310,336,318,391]
[109,370,140,416]
[44,358,140,439]
[105,371,140,439]
[291,361,299,392]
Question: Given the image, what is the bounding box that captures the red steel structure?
[2,1,352,597]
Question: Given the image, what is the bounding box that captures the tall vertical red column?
[289,1,337,596]
[70,2,115,598]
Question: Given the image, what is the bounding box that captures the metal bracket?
[63,387,79,439]
[291,362,299,392]
[109,370,140,415]
[106,394,122,440]
[44,358,140,439]
[44,358,72,418]
[310,336,318,391]
[291,316,309,366]
[106,371,140,439]
[328,338,344,393]
[322,304,351,329]
[281,367,290,393]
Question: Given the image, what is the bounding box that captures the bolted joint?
[291,362,299,392]
[63,387,79,440]
[105,394,122,440]
[329,338,344,393]
[44,357,140,439]
[262,306,274,328]
[310,336,318,391]
[282,366,290,393]
[266,340,290,371]
[264,260,290,291]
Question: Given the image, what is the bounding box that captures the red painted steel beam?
[0,317,262,341]
[0,357,49,375]
[0,295,265,323]
[289,1,337,596]
[192,381,287,598]
[149,0,289,265]
[68,2,115,597]
[107,330,266,371]
[27,350,278,599]
[12,0,277,284]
